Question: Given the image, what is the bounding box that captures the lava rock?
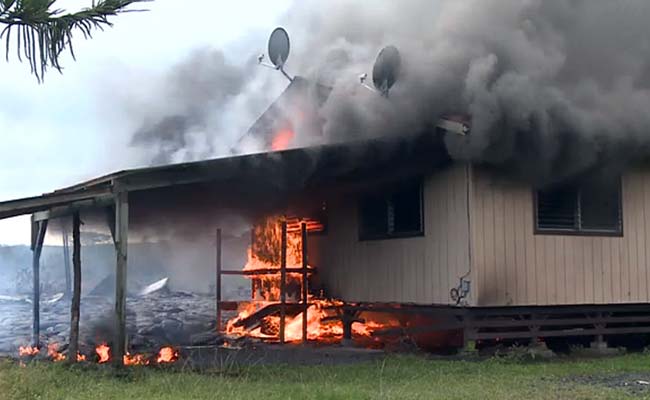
[190,331,224,346]
[161,319,184,342]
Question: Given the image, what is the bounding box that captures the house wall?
[470,166,650,306]
[318,164,471,305]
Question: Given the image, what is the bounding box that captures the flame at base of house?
[224,215,402,345]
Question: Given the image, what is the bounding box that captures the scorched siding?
[319,164,471,305]
[470,166,650,306]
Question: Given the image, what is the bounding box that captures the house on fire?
[3,76,650,361]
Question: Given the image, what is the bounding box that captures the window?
[359,180,424,240]
[535,178,622,235]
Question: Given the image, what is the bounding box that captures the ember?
[157,346,178,363]
[17,341,178,366]
[47,343,66,362]
[95,343,151,365]
[95,343,110,363]
[18,346,39,356]
[271,129,294,151]
[124,352,149,366]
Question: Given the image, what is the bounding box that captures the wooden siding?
[470,167,650,306]
[318,165,471,305]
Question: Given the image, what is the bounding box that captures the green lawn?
[2,353,650,399]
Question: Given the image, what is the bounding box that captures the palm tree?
[0,0,149,81]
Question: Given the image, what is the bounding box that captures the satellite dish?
[372,45,401,96]
[268,27,290,68]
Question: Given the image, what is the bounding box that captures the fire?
[225,215,392,343]
[156,347,178,363]
[45,343,86,362]
[18,346,39,356]
[282,300,345,341]
[95,343,110,363]
[47,343,66,362]
[19,343,88,361]
[94,343,177,365]
[124,352,149,366]
[271,129,295,151]
[17,342,176,366]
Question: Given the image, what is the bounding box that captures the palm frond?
[0,0,151,82]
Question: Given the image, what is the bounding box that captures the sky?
[0,0,293,245]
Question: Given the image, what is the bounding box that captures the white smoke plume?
[130,0,650,184]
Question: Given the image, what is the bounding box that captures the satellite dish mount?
[258,27,293,82]
[360,45,401,97]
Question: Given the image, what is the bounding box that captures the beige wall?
[318,164,471,305]
[470,167,650,306]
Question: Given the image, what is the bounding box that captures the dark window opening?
[535,178,622,235]
[359,180,424,240]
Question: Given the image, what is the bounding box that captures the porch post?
[216,228,222,332]
[31,217,48,348]
[113,192,128,366]
[68,212,81,363]
[279,220,287,344]
[301,222,308,343]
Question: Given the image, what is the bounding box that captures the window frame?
[358,179,425,241]
[533,178,624,237]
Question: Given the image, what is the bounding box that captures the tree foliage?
[0,0,149,81]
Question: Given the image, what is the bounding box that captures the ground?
[4,353,650,399]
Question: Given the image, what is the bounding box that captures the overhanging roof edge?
[0,130,452,221]
[0,187,113,220]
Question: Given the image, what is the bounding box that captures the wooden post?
[279,221,287,344]
[301,222,308,343]
[250,229,256,300]
[31,217,48,348]
[341,307,354,347]
[216,228,222,332]
[68,212,81,363]
[113,192,128,367]
[31,220,39,348]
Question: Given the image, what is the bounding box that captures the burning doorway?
[218,212,400,345]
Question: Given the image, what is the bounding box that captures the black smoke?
[129,48,283,164]
[130,0,650,185]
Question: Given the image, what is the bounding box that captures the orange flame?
[95,343,110,363]
[156,347,178,363]
[271,129,295,151]
[18,346,39,357]
[47,343,66,362]
[19,342,175,366]
[225,215,394,343]
[94,344,177,365]
[124,352,149,366]
[20,343,88,361]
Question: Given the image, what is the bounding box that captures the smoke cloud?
[128,49,287,164]
[129,0,650,185]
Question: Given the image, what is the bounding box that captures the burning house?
[5,7,650,362]
[3,68,650,362]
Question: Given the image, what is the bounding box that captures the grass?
[2,353,650,400]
